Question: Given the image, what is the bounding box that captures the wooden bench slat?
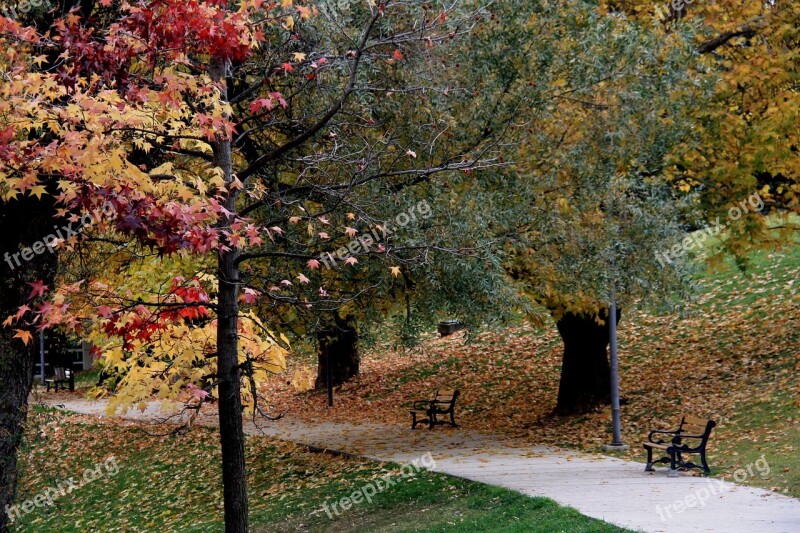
[683,414,709,426]
[681,426,708,435]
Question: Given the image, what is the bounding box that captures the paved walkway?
[48,398,800,533]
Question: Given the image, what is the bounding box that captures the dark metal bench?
[643,414,716,476]
[410,389,459,429]
[45,367,74,392]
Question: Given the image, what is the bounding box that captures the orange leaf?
[14,329,33,345]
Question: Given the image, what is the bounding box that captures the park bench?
[45,367,74,392]
[409,389,460,429]
[643,414,716,476]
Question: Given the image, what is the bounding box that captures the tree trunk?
[0,337,35,532]
[554,308,621,415]
[1,6,102,530]
[315,318,359,389]
[210,57,249,533]
[0,195,57,532]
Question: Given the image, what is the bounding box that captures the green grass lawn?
[12,410,629,532]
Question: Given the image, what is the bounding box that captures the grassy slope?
[12,410,628,532]
[263,244,800,497]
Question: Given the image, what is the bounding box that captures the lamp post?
[39,330,45,385]
[605,289,626,449]
[602,180,628,452]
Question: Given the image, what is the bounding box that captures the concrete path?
[47,398,800,533]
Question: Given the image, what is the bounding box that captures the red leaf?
[27,281,48,299]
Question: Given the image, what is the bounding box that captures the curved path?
[46,398,800,533]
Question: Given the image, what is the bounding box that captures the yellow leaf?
[30,185,47,199]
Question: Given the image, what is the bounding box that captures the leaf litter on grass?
[261,251,800,496]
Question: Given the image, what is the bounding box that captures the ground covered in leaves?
[13,409,627,532]
[263,247,800,497]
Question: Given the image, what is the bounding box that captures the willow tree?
[212,0,520,386]
[442,0,716,414]
[602,0,800,243]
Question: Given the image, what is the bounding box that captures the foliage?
[0,0,511,408]
[0,2,517,528]
[470,0,716,316]
[601,0,800,260]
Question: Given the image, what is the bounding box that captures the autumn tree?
[0,2,100,529]
[1,1,506,531]
[220,0,520,388]
[602,0,800,242]
[441,0,716,414]
[488,0,799,414]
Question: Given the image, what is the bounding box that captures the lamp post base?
[601,443,630,452]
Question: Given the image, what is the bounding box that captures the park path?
[46,398,800,533]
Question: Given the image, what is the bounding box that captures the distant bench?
[643,414,716,476]
[46,367,74,392]
[409,389,460,429]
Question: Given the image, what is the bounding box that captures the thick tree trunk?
[210,57,249,533]
[554,308,621,415]
[0,337,35,532]
[1,6,103,530]
[0,195,57,532]
[315,318,359,389]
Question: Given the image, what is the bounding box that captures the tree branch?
[697,27,758,55]
[237,8,383,182]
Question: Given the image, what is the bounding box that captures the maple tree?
[0,2,95,528]
[0,0,504,530]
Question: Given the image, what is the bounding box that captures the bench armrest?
[647,429,679,443]
[413,400,433,410]
[672,433,706,441]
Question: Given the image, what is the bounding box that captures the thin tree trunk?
[554,308,621,415]
[210,57,249,533]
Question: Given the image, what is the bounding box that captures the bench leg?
[700,450,711,474]
[411,413,417,429]
[449,411,457,427]
[644,446,651,471]
[668,449,679,477]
